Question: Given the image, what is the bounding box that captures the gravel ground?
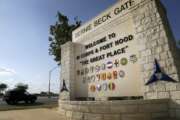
[0,108,65,120]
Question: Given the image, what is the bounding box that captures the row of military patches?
[97,71,118,81]
[96,70,125,81]
[77,55,137,76]
[81,70,125,83]
[90,82,116,92]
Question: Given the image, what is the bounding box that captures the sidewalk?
[0,108,65,120]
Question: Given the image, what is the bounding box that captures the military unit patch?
[90,85,96,92]
[101,63,106,70]
[96,84,102,91]
[108,82,116,91]
[102,83,108,91]
[107,72,112,80]
[114,59,120,67]
[113,71,118,79]
[107,61,113,69]
[120,58,128,66]
[119,70,125,78]
[129,54,138,63]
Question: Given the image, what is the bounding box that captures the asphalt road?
[0,96,59,111]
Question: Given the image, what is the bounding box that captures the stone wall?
[58,99,170,120]
[132,0,180,119]
[60,42,76,100]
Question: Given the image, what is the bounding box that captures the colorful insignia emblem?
[101,73,106,81]
[114,59,120,67]
[145,59,177,85]
[96,84,102,91]
[90,85,96,92]
[113,71,118,79]
[101,63,106,70]
[119,70,125,78]
[95,65,101,72]
[108,82,116,91]
[120,58,128,66]
[107,61,113,69]
[107,72,112,80]
[130,54,138,63]
[102,83,108,91]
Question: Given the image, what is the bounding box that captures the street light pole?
[48,66,59,98]
[48,71,51,98]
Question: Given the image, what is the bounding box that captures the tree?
[15,83,28,92]
[0,83,8,94]
[49,12,81,65]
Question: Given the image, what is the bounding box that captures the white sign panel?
[73,0,142,98]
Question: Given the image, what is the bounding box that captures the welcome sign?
[73,0,136,39]
[73,0,142,98]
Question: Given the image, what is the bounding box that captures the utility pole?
[48,66,59,98]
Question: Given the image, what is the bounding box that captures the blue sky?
[0,0,179,93]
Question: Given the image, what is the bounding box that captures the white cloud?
[0,67,16,76]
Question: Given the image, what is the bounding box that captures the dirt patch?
[0,108,64,120]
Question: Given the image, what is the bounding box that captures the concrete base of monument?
[58,99,176,120]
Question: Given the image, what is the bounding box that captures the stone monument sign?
[59,0,180,119]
